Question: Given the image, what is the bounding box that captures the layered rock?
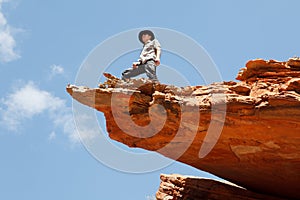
[156,174,285,200]
[66,58,300,199]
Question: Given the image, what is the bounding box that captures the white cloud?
[50,64,64,76]
[0,81,81,144]
[48,131,56,140]
[0,0,20,63]
[1,81,63,129]
[71,113,99,143]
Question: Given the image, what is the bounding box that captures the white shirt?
[138,39,161,64]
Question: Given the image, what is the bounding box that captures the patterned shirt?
[138,39,161,64]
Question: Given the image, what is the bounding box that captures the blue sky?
[0,0,299,199]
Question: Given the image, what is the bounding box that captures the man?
[121,30,161,82]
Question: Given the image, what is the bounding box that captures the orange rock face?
[66,58,300,199]
[156,174,285,200]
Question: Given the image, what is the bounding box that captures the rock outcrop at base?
[156,174,285,200]
[66,58,300,199]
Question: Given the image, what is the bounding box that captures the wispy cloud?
[48,131,56,141]
[0,0,20,63]
[0,81,80,144]
[0,81,63,129]
[50,64,64,77]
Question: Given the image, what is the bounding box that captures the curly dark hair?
[138,30,155,43]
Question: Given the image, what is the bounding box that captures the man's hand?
[155,48,161,66]
[132,62,140,69]
[154,58,160,66]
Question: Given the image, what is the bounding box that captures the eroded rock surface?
[156,174,285,200]
[67,58,300,199]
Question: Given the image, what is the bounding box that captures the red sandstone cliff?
[66,58,300,199]
[156,174,286,200]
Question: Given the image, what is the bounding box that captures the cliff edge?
[66,58,300,199]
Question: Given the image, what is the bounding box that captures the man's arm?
[154,39,161,66]
[155,48,161,66]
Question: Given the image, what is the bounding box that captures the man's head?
[138,30,155,44]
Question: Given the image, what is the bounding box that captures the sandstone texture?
[156,174,285,200]
[66,58,300,199]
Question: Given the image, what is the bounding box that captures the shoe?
[122,76,130,82]
[151,79,159,84]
